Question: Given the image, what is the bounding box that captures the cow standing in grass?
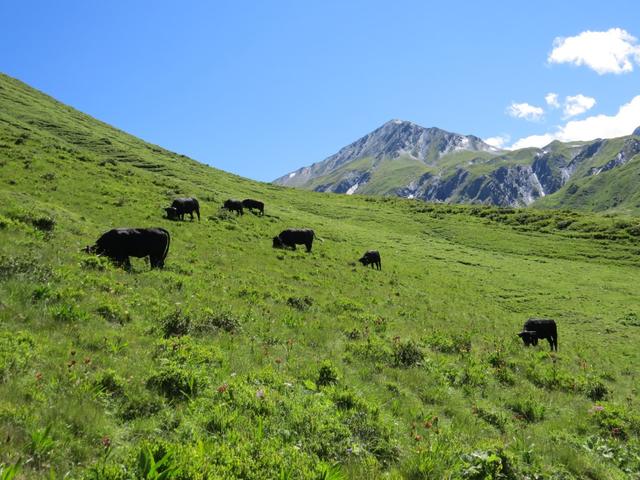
[223,199,244,215]
[358,250,381,270]
[273,229,316,252]
[169,197,200,221]
[242,199,264,216]
[517,318,558,351]
[84,227,170,270]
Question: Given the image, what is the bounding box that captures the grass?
[1,72,640,478]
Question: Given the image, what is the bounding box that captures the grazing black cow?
[518,318,558,351]
[84,228,170,269]
[272,229,315,252]
[358,250,381,270]
[223,199,244,215]
[242,198,264,216]
[164,206,179,220]
[170,197,200,221]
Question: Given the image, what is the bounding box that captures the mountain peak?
[273,120,496,188]
[633,126,640,136]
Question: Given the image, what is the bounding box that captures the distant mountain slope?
[274,121,640,213]
[273,120,499,191]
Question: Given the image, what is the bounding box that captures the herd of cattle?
[83,196,558,351]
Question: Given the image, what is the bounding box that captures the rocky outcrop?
[588,138,640,176]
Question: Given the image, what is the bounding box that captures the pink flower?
[256,388,265,399]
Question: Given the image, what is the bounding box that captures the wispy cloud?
[563,94,596,118]
[548,28,640,74]
[506,102,544,121]
[545,93,560,108]
[511,95,640,149]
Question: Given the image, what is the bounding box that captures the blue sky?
[1,1,639,181]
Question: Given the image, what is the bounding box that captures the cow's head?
[165,207,179,220]
[517,330,538,346]
[358,256,369,266]
[272,236,284,249]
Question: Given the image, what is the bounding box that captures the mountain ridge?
[274,120,640,213]
[273,119,499,189]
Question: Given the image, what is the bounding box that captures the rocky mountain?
[273,120,499,190]
[633,126,640,136]
[273,120,640,213]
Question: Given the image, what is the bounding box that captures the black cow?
[170,197,200,221]
[164,206,179,220]
[242,198,264,216]
[84,228,170,269]
[518,318,558,351]
[223,199,244,215]
[273,229,315,252]
[358,250,381,270]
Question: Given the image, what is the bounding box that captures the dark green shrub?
[161,309,191,338]
[317,360,339,386]
[508,398,545,423]
[94,369,125,397]
[118,394,162,421]
[472,404,509,433]
[287,296,313,311]
[584,377,609,401]
[147,365,198,400]
[393,339,423,367]
[195,310,241,334]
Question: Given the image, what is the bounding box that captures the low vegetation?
[1,73,640,478]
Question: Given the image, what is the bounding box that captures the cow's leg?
[189,211,194,220]
[117,256,131,271]
[305,243,312,252]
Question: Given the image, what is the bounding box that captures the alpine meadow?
[2,69,640,480]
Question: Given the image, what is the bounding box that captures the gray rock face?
[588,138,640,176]
[633,126,640,136]
[273,120,497,187]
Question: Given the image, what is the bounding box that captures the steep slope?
[275,121,640,213]
[2,72,640,479]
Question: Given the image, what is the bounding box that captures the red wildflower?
[217,383,228,394]
[101,436,111,448]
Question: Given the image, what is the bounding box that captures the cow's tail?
[159,228,171,264]
[313,231,325,243]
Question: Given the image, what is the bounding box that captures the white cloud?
[548,28,640,74]
[511,95,640,149]
[511,134,557,150]
[545,93,560,108]
[484,135,510,149]
[507,102,544,121]
[563,94,596,118]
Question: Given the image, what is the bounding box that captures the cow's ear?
[517,332,523,337]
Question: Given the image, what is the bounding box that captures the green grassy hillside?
[2,72,640,479]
